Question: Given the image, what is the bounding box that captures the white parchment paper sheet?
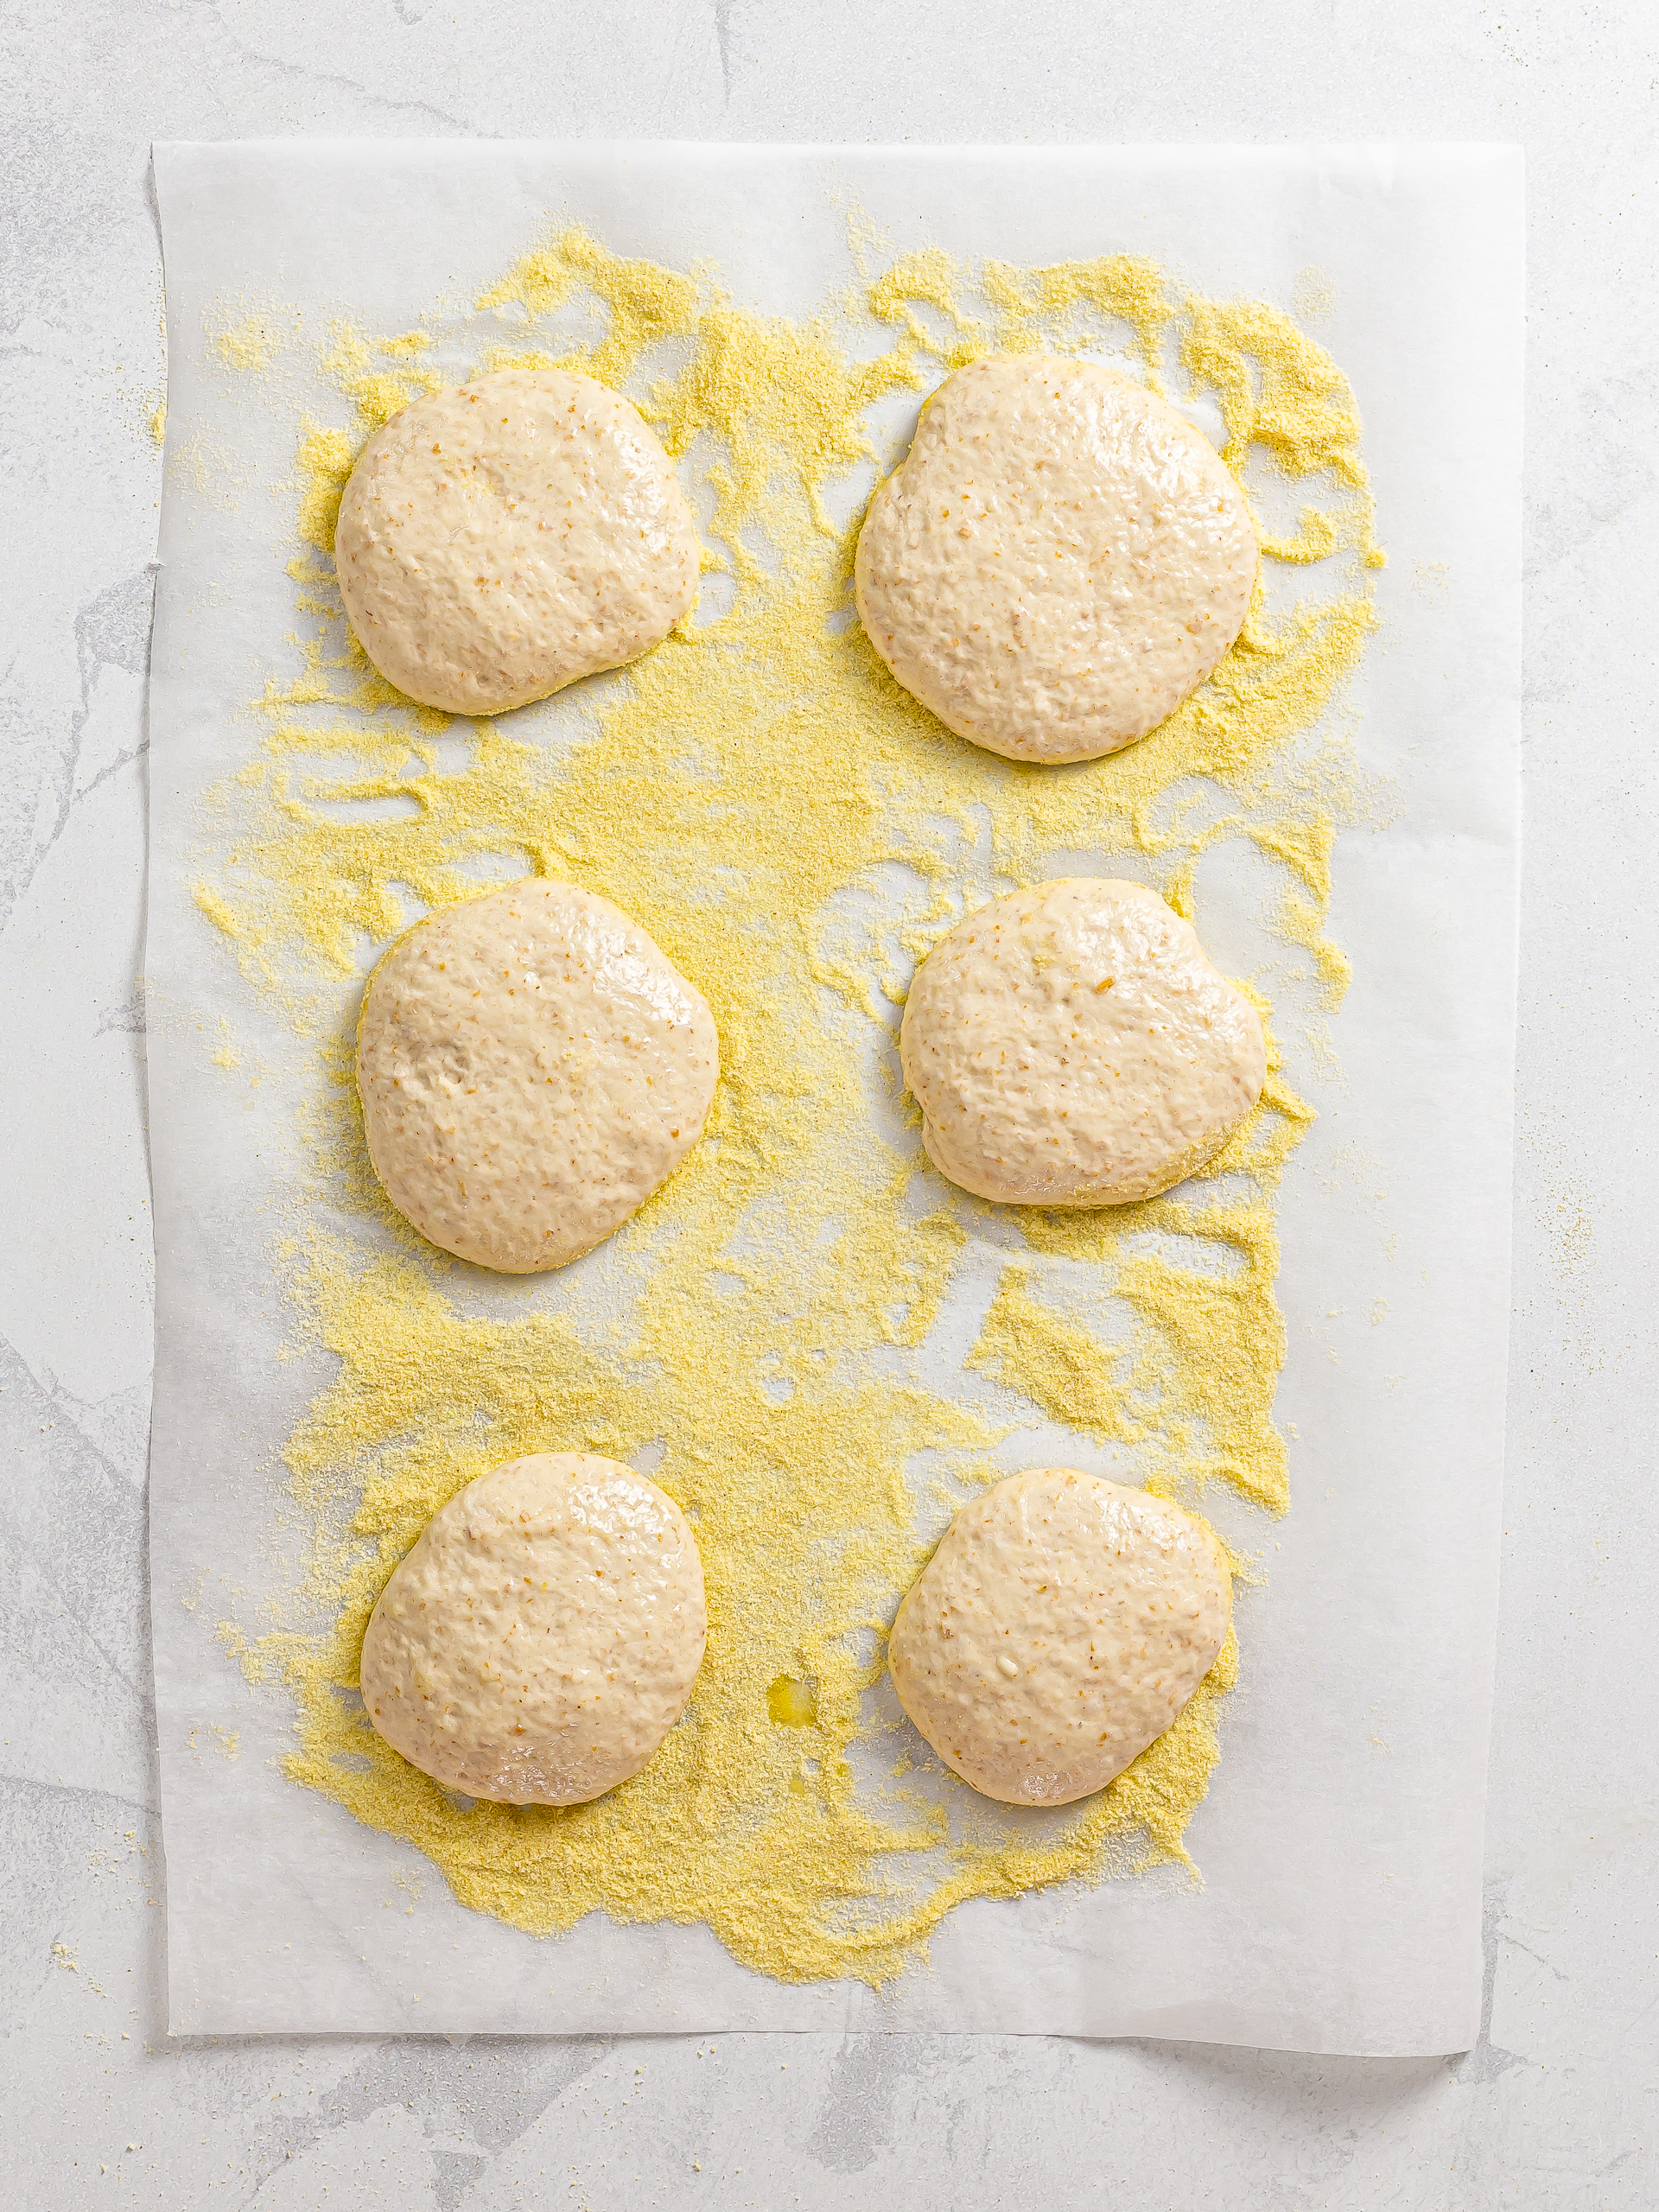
[147,142,1522,2051]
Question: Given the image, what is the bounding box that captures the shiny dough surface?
[357,879,718,1274]
[887,1467,1231,1807]
[359,1452,707,1806]
[855,354,1257,763]
[899,876,1265,1208]
[335,367,701,716]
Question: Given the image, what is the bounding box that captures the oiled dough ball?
[358,878,718,1274]
[899,877,1264,1207]
[335,367,700,716]
[360,1452,707,1806]
[887,1468,1230,1806]
[855,355,1257,763]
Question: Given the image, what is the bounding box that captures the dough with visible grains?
[335,367,700,716]
[887,1467,1230,1806]
[855,355,1256,763]
[358,879,718,1273]
[899,877,1264,1207]
[360,1453,707,1805]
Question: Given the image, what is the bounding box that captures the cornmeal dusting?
[202,224,1377,1985]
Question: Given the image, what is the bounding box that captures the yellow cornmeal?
[213,305,290,373]
[202,226,1378,1986]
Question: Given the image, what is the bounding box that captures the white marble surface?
[2,3,1655,2203]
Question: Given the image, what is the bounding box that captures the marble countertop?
[3,3,1656,2204]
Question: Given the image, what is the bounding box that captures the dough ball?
[855,355,1257,763]
[358,878,718,1273]
[899,877,1264,1207]
[887,1468,1231,1807]
[360,1452,707,1806]
[335,367,701,716]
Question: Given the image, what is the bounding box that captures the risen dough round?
[358,879,718,1274]
[855,355,1257,763]
[360,1452,707,1806]
[887,1468,1230,1807]
[900,877,1264,1208]
[335,367,701,716]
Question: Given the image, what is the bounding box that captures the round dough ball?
[899,877,1264,1207]
[335,367,701,716]
[358,879,718,1273]
[888,1468,1231,1807]
[360,1452,707,1805]
[855,355,1257,763]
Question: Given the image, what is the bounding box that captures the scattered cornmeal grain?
[205,226,1376,1986]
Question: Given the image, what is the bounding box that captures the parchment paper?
[147,142,1522,2051]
